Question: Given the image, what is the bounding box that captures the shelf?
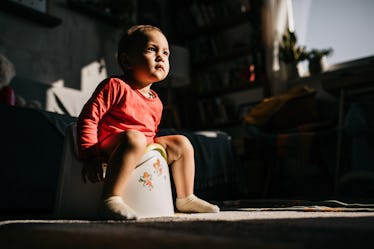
[182,11,254,39]
[198,81,263,98]
[193,46,254,69]
[203,119,243,129]
[0,1,62,28]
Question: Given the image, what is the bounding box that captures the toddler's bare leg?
[99,130,147,220]
[155,135,219,213]
[156,135,194,198]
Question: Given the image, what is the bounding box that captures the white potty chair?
[55,124,174,219]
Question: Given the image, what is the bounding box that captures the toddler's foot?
[99,196,137,220]
[176,194,220,213]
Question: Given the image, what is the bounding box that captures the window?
[292,0,374,66]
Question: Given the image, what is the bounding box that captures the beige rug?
[1,210,374,249]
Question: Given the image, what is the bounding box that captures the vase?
[284,62,300,80]
[308,56,328,75]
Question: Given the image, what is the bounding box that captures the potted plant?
[278,29,308,79]
[306,48,333,75]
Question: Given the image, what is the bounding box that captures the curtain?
[262,0,290,96]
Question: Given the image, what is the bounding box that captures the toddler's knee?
[175,135,194,154]
[121,130,147,150]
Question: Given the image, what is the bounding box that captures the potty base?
[122,149,174,218]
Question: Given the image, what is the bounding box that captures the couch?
[0,105,236,216]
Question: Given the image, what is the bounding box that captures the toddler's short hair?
[117,25,163,71]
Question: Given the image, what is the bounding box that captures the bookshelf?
[172,0,266,129]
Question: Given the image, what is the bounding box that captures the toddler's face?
[129,30,170,86]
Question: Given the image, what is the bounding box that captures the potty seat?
[55,124,174,219]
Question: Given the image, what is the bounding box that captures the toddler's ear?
[119,53,132,70]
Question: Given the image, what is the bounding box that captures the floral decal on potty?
[139,171,153,190]
[153,158,163,176]
[139,158,168,190]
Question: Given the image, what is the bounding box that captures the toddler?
[76,25,219,220]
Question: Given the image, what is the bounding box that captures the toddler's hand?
[81,156,106,183]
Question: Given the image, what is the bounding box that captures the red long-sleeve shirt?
[76,76,163,160]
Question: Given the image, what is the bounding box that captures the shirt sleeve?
[76,78,122,160]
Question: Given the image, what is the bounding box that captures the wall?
[0,0,124,94]
[0,0,184,116]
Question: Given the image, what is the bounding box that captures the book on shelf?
[188,0,252,28]
[193,54,259,95]
[197,97,230,127]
